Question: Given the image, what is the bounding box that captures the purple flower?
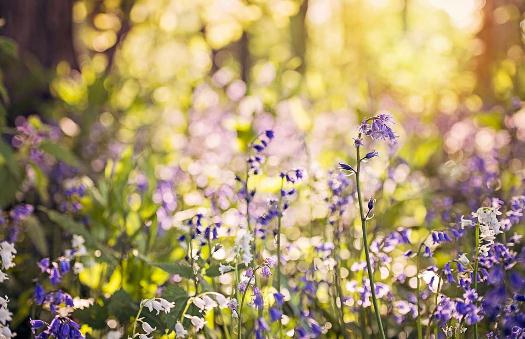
[363,150,379,160]
[269,307,282,322]
[274,292,284,306]
[261,265,272,278]
[253,287,264,310]
[360,113,398,144]
[34,284,46,305]
[10,204,34,222]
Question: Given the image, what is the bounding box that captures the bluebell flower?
[274,292,284,306]
[363,150,379,160]
[34,284,46,305]
[269,307,282,322]
[253,287,264,309]
[359,113,398,144]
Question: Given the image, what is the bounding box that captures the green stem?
[473,223,480,339]
[131,302,144,337]
[276,177,285,339]
[333,220,348,338]
[355,144,386,339]
[238,267,260,339]
[416,242,424,339]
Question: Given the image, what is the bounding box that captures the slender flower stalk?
[276,176,285,339]
[354,141,386,339]
[416,242,424,339]
[238,266,261,339]
[131,302,144,337]
[333,220,348,338]
[472,222,480,339]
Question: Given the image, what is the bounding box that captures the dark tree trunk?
[0,0,77,120]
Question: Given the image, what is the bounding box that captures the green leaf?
[74,302,108,330]
[0,37,18,59]
[0,140,23,207]
[43,209,118,265]
[0,139,21,179]
[160,285,190,328]
[39,140,80,167]
[205,262,240,277]
[24,216,48,256]
[152,262,193,279]
[107,289,138,323]
[30,163,49,202]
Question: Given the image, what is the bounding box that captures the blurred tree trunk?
[239,31,250,86]
[474,0,523,104]
[290,0,308,74]
[0,0,77,121]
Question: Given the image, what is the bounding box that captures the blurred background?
[1,0,525,164]
[1,1,525,337]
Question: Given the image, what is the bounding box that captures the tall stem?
[333,219,348,338]
[275,177,285,339]
[355,144,386,339]
[131,302,144,337]
[473,223,480,339]
[416,243,424,339]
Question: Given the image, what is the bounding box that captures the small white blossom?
[0,324,15,338]
[0,242,16,270]
[185,315,205,331]
[73,262,84,274]
[214,293,229,308]
[0,296,12,325]
[107,330,123,339]
[474,207,502,256]
[142,298,175,315]
[457,254,470,266]
[0,271,7,283]
[141,321,155,335]
[175,321,188,338]
[219,264,233,275]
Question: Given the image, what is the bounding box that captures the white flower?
[158,298,175,312]
[214,293,229,308]
[142,298,175,315]
[420,269,439,293]
[474,207,502,256]
[175,321,188,338]
[0,242,16,270]
[0,271,7,283]
[73,297,94,310]
[460,216,473,229]
[185,315,205,331]
[0,307,12,325]
[219,264,233,275]
[72,235,87,256]
[192,297,206,312]
[202,295,217,310]
[457,254,470,266]
[0,324,15,338]
[141,321,156,335]
[107,330,122,339]
[73,262,84,274]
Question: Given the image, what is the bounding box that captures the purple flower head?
[363,150,379,160]
[367,197,375,211]
[10,204,34,223]
[269,307,282,322]
[274,292,284,306]
[359,113,398,144]
[34,283,46,305]
[50,265,61,285]
[252,287,264,309]
[261,265,272,278]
